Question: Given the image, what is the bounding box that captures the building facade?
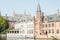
[7,13,34,40]
[6,3,60,40]
[34,3,60,39]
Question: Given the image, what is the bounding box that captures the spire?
[37,2,41,12]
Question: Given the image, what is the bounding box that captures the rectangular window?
[15,31,16,33]
[42,24,44,27]
[46,24,47,27]
[52,23,54,27]
[49,24,50,27]
[42,30,44,33]
[57,30,59,34]
[52,29,54,33]
[49,29,51,33]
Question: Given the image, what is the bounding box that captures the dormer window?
[50,17,52,19]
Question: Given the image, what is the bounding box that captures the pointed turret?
[37,3,41,12]
[36,3,42,18]
[35,2,42,38]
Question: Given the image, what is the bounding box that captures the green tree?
[0,16,7,33]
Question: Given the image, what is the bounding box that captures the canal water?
[0,38,53,40]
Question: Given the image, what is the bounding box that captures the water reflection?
[7,38,34,40]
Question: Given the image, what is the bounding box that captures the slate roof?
[43,13,60,22]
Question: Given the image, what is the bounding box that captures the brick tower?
[34,3,43,39]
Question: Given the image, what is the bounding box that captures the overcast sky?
[0,0,60,16]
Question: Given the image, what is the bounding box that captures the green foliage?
[0,16,9,34]
[1,27,12,34]
[0,16,6,27]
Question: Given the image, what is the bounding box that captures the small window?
[46,24,47,27]
[50,17,52,19]
[40,33,41,35]
[49,29,51,33]
[42,24,44,27]
[52,23,54,27]
[57,30,59,34]
[42,30,44,33]
[49,24,50,27]
[52,29,54,33]
[15,31,16,33]
[12,31,14,33]
[40,24,41,26]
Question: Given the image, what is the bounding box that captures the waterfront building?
[4,11,33,28]
[7,13,34,40]
[6,3,60,40]
[34,3,60,40]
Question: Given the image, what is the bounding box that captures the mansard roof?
[43,13,60,22]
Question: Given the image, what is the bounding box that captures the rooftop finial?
[57,9,59,14]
